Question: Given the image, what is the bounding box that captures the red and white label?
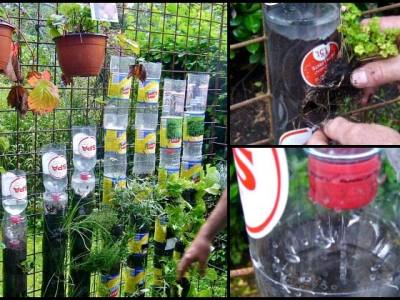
[279,127,314,145]
[78,136,96,158]
[10,176,27,200]
[301,42,339,87]
[232,148,289,239]
[48,155,67,179]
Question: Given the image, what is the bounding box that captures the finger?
[323,117,400,145]
[361,16,400,30]
[198,260,207,277]
[359,87,376,105]
[322,117,361,145]
[177,254,195,279]
[350,55,400,88]
[307,129,329,145]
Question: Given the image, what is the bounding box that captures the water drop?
[285,253,301,264]
[370,263,382,272]
[273,256,280,264]
[370,274,376,281]
[302,239,309,246]
[331,284,338,291]
[272,241,279,249]
[320,281,328,291]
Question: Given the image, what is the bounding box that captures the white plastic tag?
[233,148,289,239]
[279,127,316,145]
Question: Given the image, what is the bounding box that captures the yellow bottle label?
[154,218,167,243]
[160,117,182,148]
[104,130,127,154]
[108,72,132,99]
[183,113,205,142]
[98,273,120,297]
[181,160,202,181]
[103,176,127,204]
[137,79,159,103]
[124,267,145,294]
[135,129,156,154]
[128,233,149,254]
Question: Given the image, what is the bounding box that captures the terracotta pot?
[54,33,107,77]
[0,22,15,71]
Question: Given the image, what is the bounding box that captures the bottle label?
[103,176,127,204]
[100,273,120,297]
[160,117,182,148]
[300,42,339,87]
[78,136,97,158]
[181,160,202,181]
[124,267,145,293]
[279,127,316,145]
[137,79,159,103]
[233,148,289,239]
[48,155,67,179]
[128,233,149,254]
[10,176,27,200]
[183,114,205,142]
[135,129,156,154]
[104,130,127,154]
[108,72,132,99]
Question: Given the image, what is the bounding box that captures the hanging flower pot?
[54,33,107,77]
[0,21,15,71]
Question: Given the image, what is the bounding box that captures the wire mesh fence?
[0,2,227,296]
[230,3,400,145]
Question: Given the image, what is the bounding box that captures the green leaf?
[230,50,236,60]
[245,42,260,54]
[232,27,251,41]
[249,51,262,64]
[243,13,261,34]
[230,15,242,27]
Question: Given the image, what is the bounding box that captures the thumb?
[323,117,400,145]
[350,55,400,88]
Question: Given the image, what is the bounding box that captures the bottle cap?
[308,150,381,210]
[80,172,90,180]
[51,192,61,202]
[10,214,22,224]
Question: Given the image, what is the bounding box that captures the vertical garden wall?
[0,2,227,297]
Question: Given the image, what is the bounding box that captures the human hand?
[307,116,400,145]
[177,234,211,280]
[350,16,400,104]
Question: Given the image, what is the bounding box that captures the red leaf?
[7,85,29,117]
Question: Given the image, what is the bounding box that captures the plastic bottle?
[233,147,400,297]
[162,79,186,116]
[3,213,27,250]
[180,157,202,182]
[133,128,156,175]
[71,171,96,199]
[264,3,340,142]
[185,73,209,113]
[1,170,28,215]
[41,144,68,193]
[43,191,68,215]
[72,126,97,171]
[103,99,130,130]
[135,62,162,130]
[160,148,181,168]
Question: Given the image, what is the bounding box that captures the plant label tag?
[233,148,289,239]
[165,237,177,251]
[279,127,316,145]
[301,42,339,87]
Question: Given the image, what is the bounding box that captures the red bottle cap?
[80,172,90,180]
[308,153,381,210]
[51,193,61,202]
[10,214,22,224]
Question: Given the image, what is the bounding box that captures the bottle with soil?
[233,148,400,297]
[263,3,341,142]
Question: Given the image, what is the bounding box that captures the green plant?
[230,3,264,64]
[47,3,110,38]
[339,3,400,59]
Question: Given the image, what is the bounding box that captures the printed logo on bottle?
[10,176,27,200]
[78,136,96,158]
[233,148,289,239]
[48,155,67,179]
[301,42,339,87]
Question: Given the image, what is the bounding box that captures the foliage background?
[0,2,227,296]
